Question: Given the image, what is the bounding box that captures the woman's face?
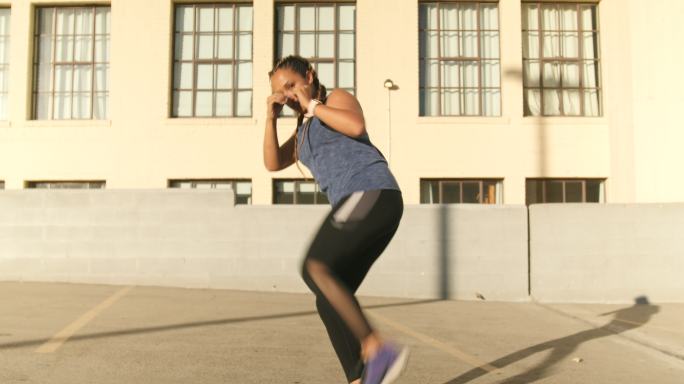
[270,67,312,114]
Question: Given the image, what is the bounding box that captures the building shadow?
[441,296,659,384]
[0,298,439,351]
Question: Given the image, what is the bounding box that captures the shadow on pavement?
[0,298,440,351]
[441,296,659,384]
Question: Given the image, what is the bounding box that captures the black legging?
[301,189,403,382]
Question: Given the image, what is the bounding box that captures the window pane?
[74,8,93,34]
[197,63,213,89]
[421,89,439,116]
[526,180,543,205]
[442,62,459,89]
[278,5,295,31]
[216,91,232,116]
[581,6,597,31]
[339,5,355,30]
[441,31,458,57]
[462,62,479,87]
[174,91,192,117]
[318,32,334,58]
[462,182,480,203]
[482,61,500,87]
[483,181,498,204]
[175,34,193,60]
[73,92,91,119]
[461,31,478,57]
[195,91,212,116]
[176,6,193,32]
[197,34,214,59]
[95,7,110,34]
[318,6,334,31]
[481,32,499,59]
[440,4,457,30]
[546,181,564,203]
[483,90,501,116]
[217,7,234,32]
[279,32,295,57]
[238,33,252,60]
[36,93,50,119]
[338,32,354,59]
[95,36,110,62]
[419,4,437,30]
[584,90,600,117]
[460,4,477,30]
[299,6,315,30]
[299,33,315,57]
[543,90,561,115]
[74,65,92,92]
[198,7,214,32]
[93,92,107,119]
[236,90,251,116]
[543,62,560,87]
[56,8,75,35]
[523,31,540,59]
[54,93,71,119]
[560,5,578,30]
[238,6,252,31]
[442,182,460,204]
[583,32,599,59]
[561,32,579,58]
[74,36,93,62]
[216,64,232,89]
[54,65,72,92]
[442,89,460,115]
[317,62,334,87]
[563,90,581,116]
[55,36,74,61]
[420,180,439,204]
[237,62,252,89]
[481,4,499,30]
[524,60,540,87]
[525,89,542,116]
[94,64,108,91]
[586,180,602,203]
[217,34,233,59]
[37,64,51,92]
[543,32,560,57]
[565,181,582,202]
[562,63,580,87]
[39,8,54,35]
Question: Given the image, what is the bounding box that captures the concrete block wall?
[529,204,684,303]
[2,191,683,303]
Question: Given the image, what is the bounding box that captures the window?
[522,2,601,116]
[419,1,501,116]
[33,7,111,120]
[169,179,252,204]
[526,178,604,204]
[26,181,106,189]
[273,179,328,204]
[420,179,502,204]
[275,2,356,114]
[0,8,10,120]
[173,4,253,117]
[0,180,4,189]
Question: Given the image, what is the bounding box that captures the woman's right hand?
[267,92,288,119]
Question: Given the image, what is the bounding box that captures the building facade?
[0,0,682,205]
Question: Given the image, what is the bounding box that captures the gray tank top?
[296,116,400,207]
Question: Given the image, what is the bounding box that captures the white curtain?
[524,4,599,116]
[421,3,500,116]
[36,7,110,119]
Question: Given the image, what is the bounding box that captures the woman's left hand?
[291,83,312,110]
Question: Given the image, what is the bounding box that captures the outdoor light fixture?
[383,79,394,89]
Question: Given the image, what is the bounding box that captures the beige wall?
[0,0,682,204]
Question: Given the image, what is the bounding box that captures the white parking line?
[35,286,134,354]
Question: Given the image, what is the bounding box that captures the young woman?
[263,55,409,384]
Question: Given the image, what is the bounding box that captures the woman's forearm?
[263,117,282,171]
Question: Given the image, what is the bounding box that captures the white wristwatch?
[305,99,322,118]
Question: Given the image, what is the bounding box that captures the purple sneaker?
[362,343,410,384]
